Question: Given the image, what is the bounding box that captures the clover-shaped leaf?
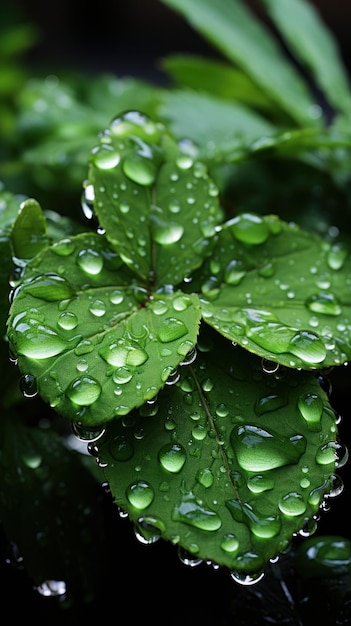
[188,213,351,369]
[86,110,223,286]
[7,230,202,425]
[97,329,337,575]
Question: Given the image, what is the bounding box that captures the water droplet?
[89,299,106,317]
[247,474,274,493]
[278,492,306,516]
[135,515,166,543]
[13,317,68,359]
[305,292,342,316]
[157,317,188,343]
[289,330,326,364]
[99,338,148,367]
[224,259,246,285]
[327,243,348,270]
[297,392,323,431]
[72,421,105,442]
[126,480,154,509]
[122,154,156,186]
[297,536,351,578]
[77,248,103,275]
[19,373,38,398]
[57,311,78,330]
[172,491,222,531]
[36,580,66,597]
[23,273,74,301]
[230,424,306,471]
[109,434,134,461]
[316,441,337,465]
[66,375,102,406]
[112,366,133,384]
[226,499,281,539]
[92,144,121,169]
[221,533,239,553]
[110,289,124,305]
[151,215,184,245]
[228,213,269,245]
[255,393,288,416]
[176,155,193,169]
[196,467,214,487]
[51,238,75,256]
[158,443,186,473]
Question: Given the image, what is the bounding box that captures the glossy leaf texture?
[187,213,351,369]
[7,229,202,425]
[97,328,338,576]
[87,110,223,286]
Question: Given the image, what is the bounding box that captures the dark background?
[5,0,351,83]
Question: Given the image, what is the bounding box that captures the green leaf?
[160,0,319,126]
[88,110,223,284]
[161,54,274,110]
[97,329,337,574]
[261,0,351,116]
[189,213,351,369]
[7,231,202,425]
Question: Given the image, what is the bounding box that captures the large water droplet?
[23,274,74,301]
[92,144,121,169]
[99,338,148,367]
[157,317,188,343]
[172,492,222,531]
[228,213,270,245]
[326,243,348,270]
[77,249,103,275]
[254,393,288,416]
[289,330,326,364]
[57,311,78,330]
[66,376,102,406]
[305,292,342,316]
[122,154,156,186]
[226,499,281,539]
[126,480,155,509]
[158,443,186,473]
[151,215,184,245]
[278,492,306,516]
[230,424,306,471]
[13,317,68,359]
[297,392,323,431]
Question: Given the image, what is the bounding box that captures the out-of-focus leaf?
[160,0,319,126]
[11,198,49,260]
[262,0,351,117]
[159,89,275,162]
[98,329,337,574]
[0,413,107,601]
[161,54,274,111]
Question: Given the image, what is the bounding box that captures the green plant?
[1,0,351,616]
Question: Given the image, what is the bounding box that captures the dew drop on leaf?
[151,215,184,245]
[14,318,68,359]
[220,533,239,553]
[57,311,78,330]
[172,492,222,531]
[230,425,306,471]
[77,248,103,275]
[158,443,186,473]
[109,434,134,461]
[289,330,327,364]
[297,392,323,431]
[126,480,154,509]
[316,441,337,465]
[326,243,348,270]
[278,492,306,516]
[157,317,188,343]
[305,292,342,316]
[19,373,38,398]
[23,273,74,301]
[99,339,148,367]
[92,144,121,169]
[51,238,75,257]
[229,213,270,245]
[66,375,102,406]
[122,154,156,186]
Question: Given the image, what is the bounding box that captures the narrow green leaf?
[160,0,319,126]
[189,213,351,369]
[262,0,351,116]
[98,329,337,573]
[7,232,202,425]
[162,54,274,110]
[88,110,223,285]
